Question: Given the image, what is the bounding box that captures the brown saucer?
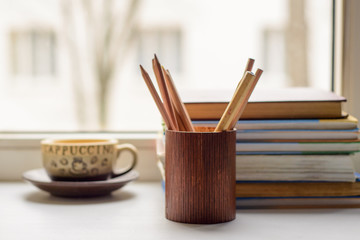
[23,168,139,198]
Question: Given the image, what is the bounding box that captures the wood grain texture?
[165,129,236,224]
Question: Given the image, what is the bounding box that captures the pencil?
[235,58,255,90]
[227,58,255,129]
[140,65,174,130]
[228,68,263,130]
[162,67,195,132]
[174,107,187,131]
[245,58,255,73]
[152,55,179,130]
[214,71,255,132]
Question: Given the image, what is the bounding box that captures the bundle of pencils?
[214,59,263,132]
[140,55,194,132]
[140,55,263,132]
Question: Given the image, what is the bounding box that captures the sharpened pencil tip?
[154,54,161,65]
[139,65,147,74]
[139,65,149,78]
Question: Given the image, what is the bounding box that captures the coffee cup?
[41,139,137,181]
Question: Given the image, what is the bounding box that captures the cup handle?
[111,143,138,178]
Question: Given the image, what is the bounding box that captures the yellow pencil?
[214,71,255,132]
[228,69,263,130]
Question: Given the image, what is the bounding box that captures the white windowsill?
[0,132,161,181]
[1,181,360,239]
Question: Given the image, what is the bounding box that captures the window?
[263,28,286,85]
[0,0,333,132]
[2,0,360,182]
[10,30,56,78]
[138,28,182,74]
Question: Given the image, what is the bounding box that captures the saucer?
[23,168,139,198]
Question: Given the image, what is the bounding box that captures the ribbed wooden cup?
[165,128,236,224]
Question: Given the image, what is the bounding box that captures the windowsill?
[1,181,360,239]
[0,132,161,181]
[0,131,158,142]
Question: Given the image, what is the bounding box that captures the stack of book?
[157,88,360,208]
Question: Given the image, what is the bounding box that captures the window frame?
[2,0,359,181]
[10,28,57,78]
[334,0,360,120]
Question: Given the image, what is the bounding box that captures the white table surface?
[1,181,360,240]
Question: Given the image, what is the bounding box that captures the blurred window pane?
[0,0,333,132]
[10,30,56,77]
[138,28,182,74]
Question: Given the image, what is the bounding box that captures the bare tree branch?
[106,0,140,81]
[62,0,141,129]
[60,0,86,128]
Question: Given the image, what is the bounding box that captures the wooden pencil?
[174,107,187,131]
[152,55,179,131]
[228,68,263,130]
[139,65,173,130]
[162,67,195,132]
[214,71,255,132]
[245,58,255,73]
[227,58,255,127]
[235,58,255,90]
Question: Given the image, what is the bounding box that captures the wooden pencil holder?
[165,128,236,224]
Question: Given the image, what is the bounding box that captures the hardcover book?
[192,115,358,130]
[236,174,360,198]
[236,139,360,154]
[183,88,346,120]
[235,154,356,182]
